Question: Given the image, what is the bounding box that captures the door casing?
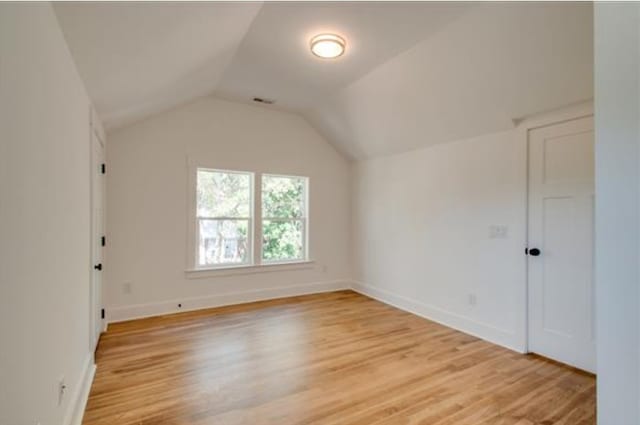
[516,102,595,364]
[89,111,106,353]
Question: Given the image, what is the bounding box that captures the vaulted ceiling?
[54,2,593,159]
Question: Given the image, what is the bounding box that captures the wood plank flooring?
[83,290,595,425]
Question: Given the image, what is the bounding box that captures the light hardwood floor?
[84,291,595,425]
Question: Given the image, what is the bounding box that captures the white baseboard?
[350,281,525,353]
[108,278,523,350]
[64,355,96,425]
[108,279,350,323]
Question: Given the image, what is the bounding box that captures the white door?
[90,130,105,352]
[527,116,595,373]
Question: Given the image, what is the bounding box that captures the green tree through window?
[262,175,307,262]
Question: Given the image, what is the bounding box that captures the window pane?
[198,219,249,266]
[262,175,305,218]
[197,170,251,217]
[262,219,303,262]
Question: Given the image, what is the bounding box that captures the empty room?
[2,1,639,424]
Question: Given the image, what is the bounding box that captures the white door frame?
[515,101,594,354]
[89,107,106,353]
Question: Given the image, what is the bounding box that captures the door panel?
[542,131,594,184]
[528,116,595,373]
[90,130,105,352]
[541,196,578,338]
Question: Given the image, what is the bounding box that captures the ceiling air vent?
[253,97,275,105]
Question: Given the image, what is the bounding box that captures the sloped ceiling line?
[55,2,593,161]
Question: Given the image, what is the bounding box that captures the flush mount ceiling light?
[310,34,346,59]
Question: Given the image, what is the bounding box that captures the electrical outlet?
[468,294,477,307]
[57,376,67,406]
[122,282,132,294]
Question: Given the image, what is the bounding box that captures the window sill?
[185,260,316,279]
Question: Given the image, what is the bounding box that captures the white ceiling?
[54,2,593,159]
[54,2,262,128]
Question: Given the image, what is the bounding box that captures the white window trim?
[185,260,316,279]
[186,159,311,277]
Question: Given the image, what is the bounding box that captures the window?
[262,174,308,263]
[189,165,309,272]
[196,169,253,268]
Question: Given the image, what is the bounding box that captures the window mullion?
[254,173,262,266]
[196,216,202,267]
[301,217,308,260]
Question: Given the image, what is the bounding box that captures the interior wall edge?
[594,2,640,422]
[0,3,100,423]
[64,355,96,425]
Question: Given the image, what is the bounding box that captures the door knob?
[528,248,541,256]
[94,263,102,271]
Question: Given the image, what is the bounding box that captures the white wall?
[105,97,351,321]
[594,3,640,424]
[0,4,97,425]
[352,130,528,351]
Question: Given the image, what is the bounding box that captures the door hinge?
[101,163,106,174]
[101,236,106,247]
[101,308,105,320]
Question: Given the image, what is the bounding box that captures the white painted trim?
[186,260,316,279]
[89,106,106,353]
[63,355,96,425]
[514,100,594,130]
[108,279,349,323]
[515,100,595,354]
[351,281,525,353]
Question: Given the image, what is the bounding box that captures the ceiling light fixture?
[310,34,346,59]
